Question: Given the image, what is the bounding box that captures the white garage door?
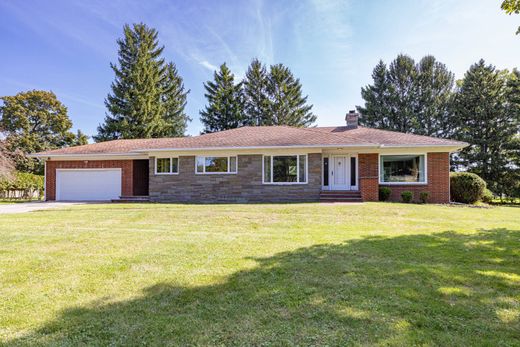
[56,169,122,201]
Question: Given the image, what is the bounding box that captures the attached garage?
[56,169,122,201]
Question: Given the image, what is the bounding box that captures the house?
[31,112,468,203]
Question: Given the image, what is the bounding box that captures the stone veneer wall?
[149,153,322,203]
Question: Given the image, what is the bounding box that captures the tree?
[358,60,391,129]
[357,54,455,136]
[453,60,520,196]
[501,0,520,34]
[95,23,189,141]
[416,56,455,137]
[0,140,15,181]
[243,59,270,126]
[0,90,84,173]
[200,63,244,133]
[265,64,316,127]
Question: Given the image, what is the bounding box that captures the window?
[263,155,307,184]
[323,157,329,186]
[196,156,237,174]
[155,157,178,174]
[380,155,426,183]
[350,156,357,186]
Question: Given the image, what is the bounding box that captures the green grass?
[0,203,519,346]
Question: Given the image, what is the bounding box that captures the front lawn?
[1,203,519,346]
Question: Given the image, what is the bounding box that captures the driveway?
[0,202,83,214]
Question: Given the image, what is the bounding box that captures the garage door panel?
[56,169,122,201]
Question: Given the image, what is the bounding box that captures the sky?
[0,0,519,138]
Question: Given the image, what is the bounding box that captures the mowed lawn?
[1,203,519,346]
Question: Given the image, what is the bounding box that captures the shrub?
[481,189,494,204]
[379,186,391,201]
[450,172,486,204]
[419,191,430,204]
[0,171,44,199]
[401,191,413,203]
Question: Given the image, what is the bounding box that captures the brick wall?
[149,154,322,203]
[358,152,450,204]
[359,153,379,202]
[45,160,133,200]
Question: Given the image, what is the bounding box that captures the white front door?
[331,156,349,190]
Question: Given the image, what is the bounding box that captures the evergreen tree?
[416,55,455,137]
[357,54,455,136]
[266,64,316,127]
[95,23,189,142]
[159,63,191,137]
[453,60,520,195]
[0,90,86,174]
[200,64,244,133]
[243,59,270,126]
[358,60,391,129]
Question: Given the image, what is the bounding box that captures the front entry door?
[332,156,349,190]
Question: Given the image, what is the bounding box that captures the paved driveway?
[0,202,83,214]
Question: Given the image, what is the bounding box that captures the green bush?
[450,172,486,204]
[481,189,494,204]
[379,187,391,201]
[0,171,44,199]
[401,191,413,203]
[419,192,430,204]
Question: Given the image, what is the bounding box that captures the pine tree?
[416,56,455,137]
[266,64,316,127]
[243,59,269,126]
[95,23,189,142]
[453,60,520,195]
[357,54,455,136]
[159,63,191,137]
[200,64,244,133]
[357,60,391,128]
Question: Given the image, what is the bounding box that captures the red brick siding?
[45,160,133,200]
[359,153,379,201]
[359,152,450,204]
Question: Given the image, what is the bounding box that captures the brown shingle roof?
[32,125,467,156]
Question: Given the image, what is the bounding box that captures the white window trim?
[378,153,428,185]
[195,156,238,175]
[154,157,179,175]
[262,154,308,185]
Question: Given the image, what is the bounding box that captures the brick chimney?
[345,110,359,129]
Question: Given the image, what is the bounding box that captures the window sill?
[155,172,179,175]
[262,182,308,185]
[195,172,237,175]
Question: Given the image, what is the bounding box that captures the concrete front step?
[319,191,363,203]
[112,196,150,203]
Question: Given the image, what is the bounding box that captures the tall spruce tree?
[416,56,455,137]
[200,63,244,133]
[243,59,270,126]
[358,60,391,129]
[265,64,316,127]
[453,60,520,195]
[357,54,455,136]
[95,23,189,141]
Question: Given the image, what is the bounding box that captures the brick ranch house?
[31,113,468,203]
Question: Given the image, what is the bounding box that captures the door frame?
[323,153,358,191]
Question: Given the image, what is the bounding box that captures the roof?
[32,125,468,157]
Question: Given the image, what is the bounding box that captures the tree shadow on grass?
[8,229,520,346]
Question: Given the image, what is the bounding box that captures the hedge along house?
[31,112,468,203]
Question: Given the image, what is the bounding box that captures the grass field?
[1,202,519,346]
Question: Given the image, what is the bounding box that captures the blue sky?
[1,0,519,137]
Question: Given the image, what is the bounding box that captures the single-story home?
[31,112,468,203]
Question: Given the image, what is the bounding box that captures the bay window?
[263,155,307,184]
[380,154,426,184]
[196,156,237,174]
